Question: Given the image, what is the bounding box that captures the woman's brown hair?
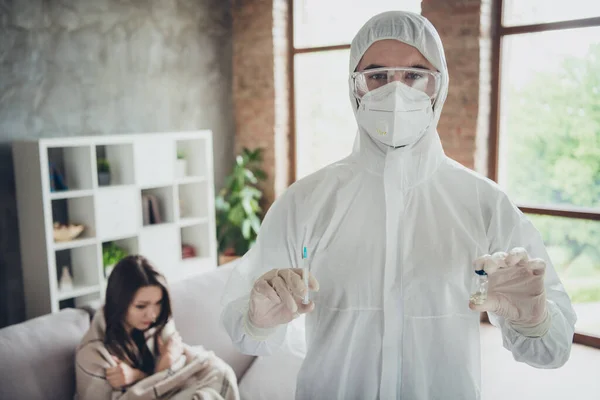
[103,255,172,375]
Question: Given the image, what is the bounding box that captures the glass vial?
[470,269,488,305]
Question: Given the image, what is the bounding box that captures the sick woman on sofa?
[75,255,240,400]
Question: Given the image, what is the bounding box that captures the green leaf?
[241,219,251,239]
[244,169,258,184]
[253,169,267,180]
[228,204,245,226]
[241,196,253,215]
[215,147,267,256]
[250,214,261,234]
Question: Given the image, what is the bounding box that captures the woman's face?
[124,285,163,332]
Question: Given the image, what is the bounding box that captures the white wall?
[0,0,234,327]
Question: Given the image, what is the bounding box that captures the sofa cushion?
[169,263,255,381]
[238,350,303,400]
[0,308,90,400]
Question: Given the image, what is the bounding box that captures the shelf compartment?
[178,181,208,220]
[141,186,175,226]
[47,145,94,192]
[175,139,208,179]
[96,186,139,240]
[95,144,135,187]
[134,137,175,188]
[102,237,139,279]
[180,223,212,260]
[51,196,96,242]
[55,244,99,297]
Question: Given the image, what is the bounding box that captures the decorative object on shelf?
[97,158,111,186]
[176,150,187,178]
[141,194,162,225]
[49,162,68,192]
[216,147,266,260]
[182,244,196,259]
[53,222,84,242]
[102,242,128,279]
[59,266,73,292]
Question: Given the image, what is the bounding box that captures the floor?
[480,323,600,400]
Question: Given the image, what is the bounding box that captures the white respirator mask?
[355,80,435,148]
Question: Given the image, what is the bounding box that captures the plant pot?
[98,172,111,186]
[176,159,187,178]
[219,254,240,266]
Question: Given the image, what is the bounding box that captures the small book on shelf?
[141,194,162,225]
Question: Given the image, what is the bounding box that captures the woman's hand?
[106,356,146,389]
[155,332,184,373]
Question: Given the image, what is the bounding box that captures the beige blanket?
[75,310,239,400]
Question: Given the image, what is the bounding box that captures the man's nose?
[389,72,403,82]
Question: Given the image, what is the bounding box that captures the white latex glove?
[469,247,552,337]
[244,268,319,338]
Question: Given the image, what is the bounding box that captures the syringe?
[302,246,309,304]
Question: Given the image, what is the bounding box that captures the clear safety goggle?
[351,67,442,99]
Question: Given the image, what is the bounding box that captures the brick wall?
[232,0,290,207]
[422,0,488,172]
[232,0,489,208]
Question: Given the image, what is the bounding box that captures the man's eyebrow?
[364,64,386,70]
[362,63,433,70]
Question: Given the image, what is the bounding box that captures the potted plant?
[216,148,267,265]
[102,242,128,279]
[97,158,111,186]
[176,150,187,178]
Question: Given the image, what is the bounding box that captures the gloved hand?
[245,268,319,337]
[469,247,552,337]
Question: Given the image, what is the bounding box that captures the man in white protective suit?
[220,10,577,400]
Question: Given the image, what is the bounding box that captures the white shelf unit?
[13,132,217,320]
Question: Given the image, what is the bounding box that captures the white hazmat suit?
[221,10,576,400]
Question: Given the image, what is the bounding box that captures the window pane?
[498,27,600,209]
[503,0,600,26]
[294,50,357,179]
[293,0,421,48]
[529,214,600,337]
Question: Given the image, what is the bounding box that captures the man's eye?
[405,72,424,81]
[368,73,388,80]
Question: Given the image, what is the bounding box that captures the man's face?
[357,39,436,72]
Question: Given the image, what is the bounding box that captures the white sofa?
[0,263,302,400]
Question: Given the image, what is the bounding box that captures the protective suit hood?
[349,11,449,152]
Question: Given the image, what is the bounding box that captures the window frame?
[488,0,600,348]
[290,0,600,348]
[287,0,352,183]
